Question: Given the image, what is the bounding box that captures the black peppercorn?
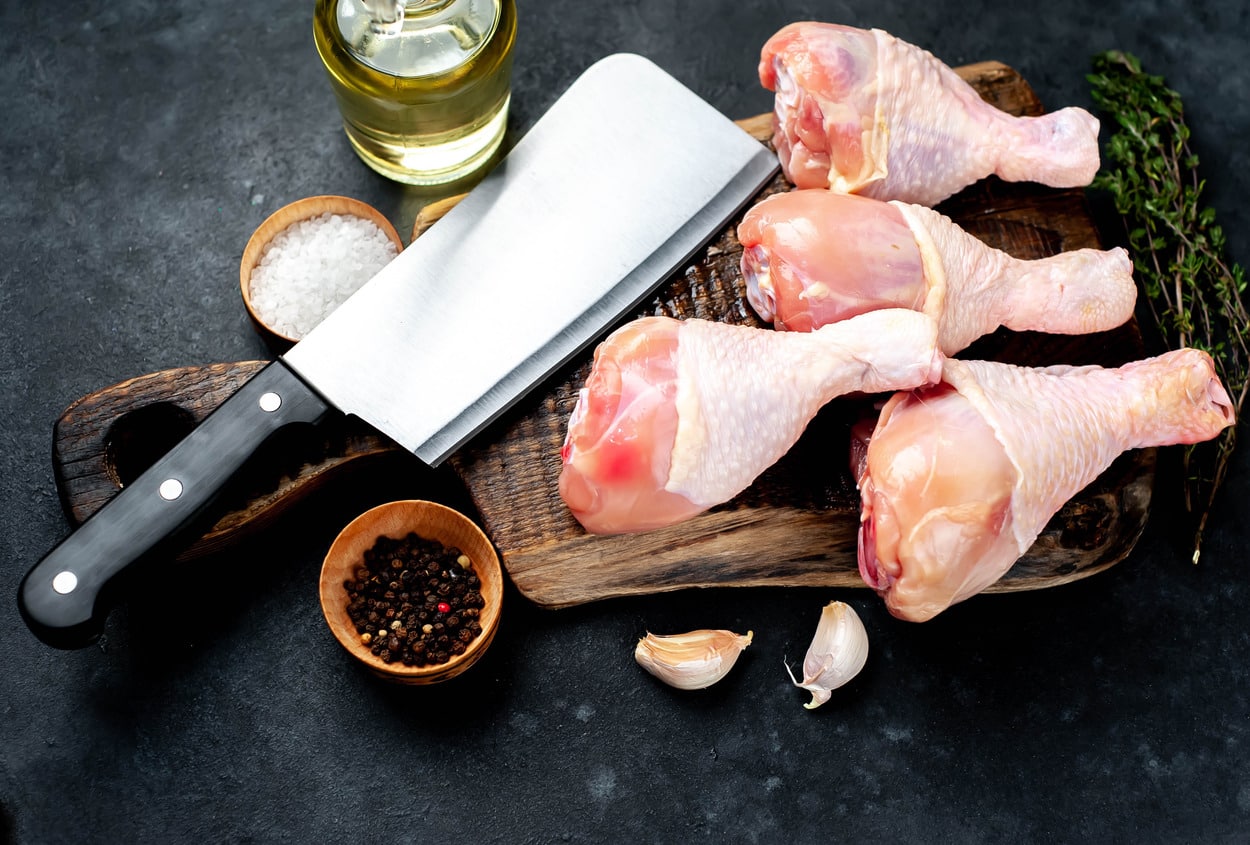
[344,532,486,668]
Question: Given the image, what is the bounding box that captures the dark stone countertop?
[2,1,1248,842]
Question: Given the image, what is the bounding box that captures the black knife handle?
[18,361,333,648]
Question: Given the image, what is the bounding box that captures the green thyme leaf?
[1088,50,1248,563]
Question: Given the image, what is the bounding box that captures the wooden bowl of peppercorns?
[319,500,503,685]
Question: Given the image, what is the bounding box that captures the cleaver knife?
[18,53,779,648]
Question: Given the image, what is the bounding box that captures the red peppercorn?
[437,601,451,613]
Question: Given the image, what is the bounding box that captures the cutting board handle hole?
[104,403,197,488]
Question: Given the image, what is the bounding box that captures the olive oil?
[314,0,516,186]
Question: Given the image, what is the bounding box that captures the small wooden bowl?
[319,500,503,685]
[240,195,403,347]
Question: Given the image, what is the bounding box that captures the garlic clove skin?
[635,629,753,690]
[786,601,869,709]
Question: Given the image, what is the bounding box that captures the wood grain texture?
[53,360,399,559]
[50,61,1155,607]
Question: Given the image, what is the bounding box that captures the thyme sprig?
[1088,50,1248,563]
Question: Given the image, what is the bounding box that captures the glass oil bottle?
[314,0,517,186]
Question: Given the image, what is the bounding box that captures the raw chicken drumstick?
[738,189,1135,354]
[761,22,1101,205]
[559,309,943,535]
[856,351,1235,622]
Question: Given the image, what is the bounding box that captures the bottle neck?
[337,0,501,78]
[362,0,455,35]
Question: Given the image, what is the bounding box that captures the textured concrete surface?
[2,1,1248,842]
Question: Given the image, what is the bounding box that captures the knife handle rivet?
[52,571,78,595]
[259,392,282,413]
[159,478,184,501]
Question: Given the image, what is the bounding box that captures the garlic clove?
[635,629,753,690]
[786,601,869,709]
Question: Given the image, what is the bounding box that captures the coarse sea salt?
[249,211,398,339]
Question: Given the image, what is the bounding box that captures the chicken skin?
[559,309,942,534]
[738,189,1135,354]
[856,350,1235,622]
[761,22,1101,205]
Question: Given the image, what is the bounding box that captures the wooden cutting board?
[50,61,1155,608]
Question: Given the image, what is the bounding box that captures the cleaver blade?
[18,53,779,648]
[288,53,777,464]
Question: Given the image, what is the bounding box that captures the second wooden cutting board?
[50,61,1155,609]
